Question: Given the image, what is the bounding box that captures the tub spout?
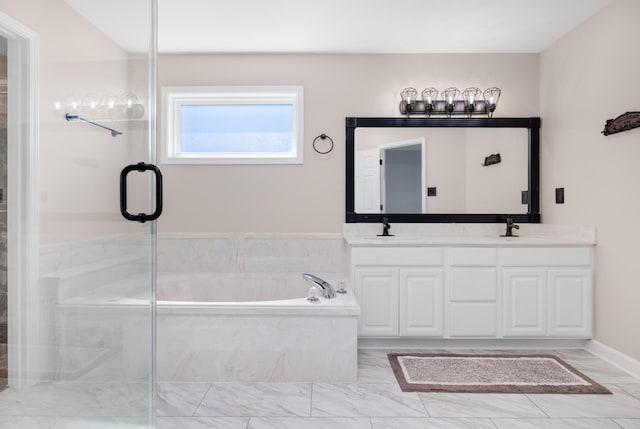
[302,273,336,299]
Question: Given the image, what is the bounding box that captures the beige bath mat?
[388,353,611,394]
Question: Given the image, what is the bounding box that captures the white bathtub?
[156,273,360,382]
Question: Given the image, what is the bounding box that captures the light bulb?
[66,96,81,113]
[81,94,100,114]
[101,93,118,110]
[120,92,139,109]
[401,88,418,102]
[462,87,482,117]
[483,87,501,118]
[421,88,439,117]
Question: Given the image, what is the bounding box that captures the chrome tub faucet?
[302,273,337,299]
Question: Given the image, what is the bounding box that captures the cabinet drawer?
[449,269,497,301]
[450,247,497,266]
[352,247,443,266]
[501,247,591,267]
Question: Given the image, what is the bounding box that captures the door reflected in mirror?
[355,127,529,214]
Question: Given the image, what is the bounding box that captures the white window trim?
[161,85,304,164]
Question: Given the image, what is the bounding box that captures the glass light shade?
[442,87,460,105]
[400,87,419,105]
[120,92,139,109]
[483,87,501,107]
[99,93,120,117]
[101,93,119,110]
[66,95,81,113]
[421,88,439,105]
[462,87,481,106]
[81,94,100,112]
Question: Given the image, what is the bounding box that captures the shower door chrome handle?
[120,162,163,223]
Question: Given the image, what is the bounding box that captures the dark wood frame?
[345,117,541,223]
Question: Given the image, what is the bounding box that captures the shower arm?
[65,113,123,137]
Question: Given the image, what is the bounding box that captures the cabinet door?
[354,268,398,337]
[549,270,593,337]
[503,269,547,336]
[399,269,444,336]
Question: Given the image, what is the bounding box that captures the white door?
[354,148,381,213]
[354,268,398,336]
[380,139,425,213]
[399,269,443,336]
[503,269,547,336]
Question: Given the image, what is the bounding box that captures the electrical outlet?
[427,187,437,197]
[555,187,565,204]
[521,190,528,205]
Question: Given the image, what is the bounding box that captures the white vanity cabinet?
[502,247,593,338]
[350,243,593,340]
[352,247,444,337]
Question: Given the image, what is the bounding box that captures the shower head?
[65,113,123,138]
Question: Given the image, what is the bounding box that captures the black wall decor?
[602,112,640,136]
[482,153,502,166]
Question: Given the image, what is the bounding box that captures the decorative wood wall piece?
[602,111,640,136]
[482,153,501,166]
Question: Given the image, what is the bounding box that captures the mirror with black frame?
[345,117,541,223]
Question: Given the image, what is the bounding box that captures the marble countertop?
[343,223,597,247]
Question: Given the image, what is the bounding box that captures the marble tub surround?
[157,292,359,382]
[157,271,351,303]
[157,232,350,275]
[155,232,357,383]
[21,234,155,384]
[343,223,597,246]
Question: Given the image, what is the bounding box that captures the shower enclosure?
[0,0,158,426]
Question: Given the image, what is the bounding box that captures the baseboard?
[586,340,640,380]
[358,338,589,350]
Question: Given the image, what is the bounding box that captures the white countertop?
[343,223,597,247]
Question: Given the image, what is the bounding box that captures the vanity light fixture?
[399,86,501,118]
[421,88,439,117]
[462,87,482,118]
[53,91,145,120]
[400,87,419,115]
[442,87,461,117]
[483,87,501,118]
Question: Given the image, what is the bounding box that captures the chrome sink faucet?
[302,273,336,299]
[502,216,520,237]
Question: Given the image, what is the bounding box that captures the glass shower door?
[0,0,158,427]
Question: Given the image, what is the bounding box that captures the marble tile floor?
[155,349,640,429]
[0,349,638,428]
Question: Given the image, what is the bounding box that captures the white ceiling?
[65,0,611,54]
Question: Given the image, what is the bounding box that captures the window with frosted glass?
[161,86,303,164]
